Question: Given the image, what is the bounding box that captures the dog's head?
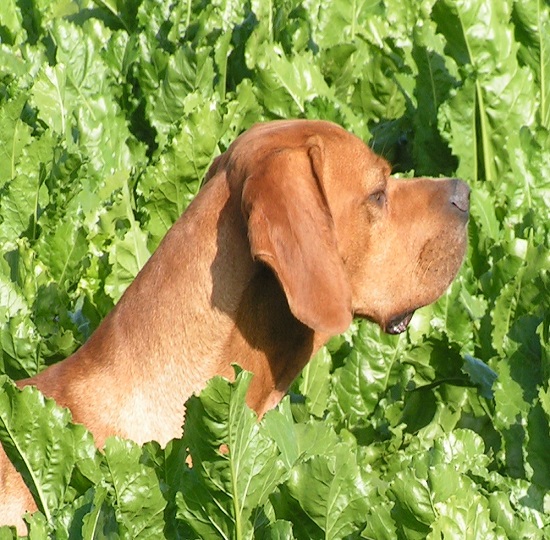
[217,120,469,336]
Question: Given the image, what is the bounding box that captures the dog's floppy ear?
[241,138,352,335]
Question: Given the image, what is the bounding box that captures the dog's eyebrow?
[380,161,392,179]
[363,169,388,195]
[361,156,391,187]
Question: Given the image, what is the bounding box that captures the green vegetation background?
[0,0,549,538]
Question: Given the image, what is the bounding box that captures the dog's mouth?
[384,311,415,334]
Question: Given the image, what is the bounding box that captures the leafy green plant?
[0,0,549,537]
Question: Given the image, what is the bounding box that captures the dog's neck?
[47,177,325,446]
[165,178,327,416]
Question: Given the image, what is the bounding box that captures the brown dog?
[0,119,469,532]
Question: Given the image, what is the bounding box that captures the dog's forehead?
[324,142,391,195]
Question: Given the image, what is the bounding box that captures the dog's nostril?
[449,178,470,213]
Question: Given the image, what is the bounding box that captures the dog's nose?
[449,179,470,213]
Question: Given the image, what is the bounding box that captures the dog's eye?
[369,189,386,207]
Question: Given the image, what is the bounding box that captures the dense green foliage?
[0,0,549,537]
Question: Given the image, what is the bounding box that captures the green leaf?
[0,133,53,246]
[411,16,460,175]
[470,184,501,242]
[0,271,30,322]
[26,510,48,540]
[250,44,333,117]
[104,222,150,302]
[274,443,371,540]
[431,429,490,472]
[390,468,435,536]
[488,491,542,540]
[151,46,215,131]
[1,315,41,378]
[304,0,383,49]
[0,0,25,46]
[104,179,152,302]
[360,501,397,540]
[462,355,497,399]
[490,241,548,358]
[513,0,550,128]
[329,321,405,430]
[509,127,550,219]
[437,78,478,180]
[434,0,538,184]
[428,492,497,540]
[177,370,286,539]
[35,223,88,288]
[101,438,167,538]
[31,64,70,135]
[137,97,225,247]
[493,357,531,430]
[0,378,99,523]
[260,519,295,540]
[525,402,550,489]
[262,399,300,469]
[80,486,113,539]
[297,347,332,418]
[31,20,140,174]
[0,93,33,184]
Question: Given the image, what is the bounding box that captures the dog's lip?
[384,311,415,334]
